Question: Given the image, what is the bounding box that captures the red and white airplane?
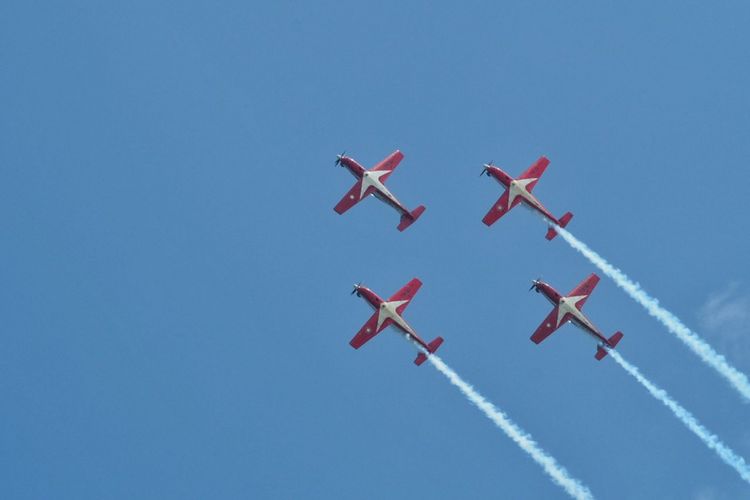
[334,150,426,231]
[349,278,444,366]
[529,273,624,360]
[480,156,573,240]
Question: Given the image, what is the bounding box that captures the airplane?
[349,278,444,366]
[334,150,426,231]
[529,273,624,360]
[480,156,573,240]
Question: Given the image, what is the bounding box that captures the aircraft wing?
[518,156,550,193]
[334,180,372,214]
[387,278,422,315]
[349,311,389,349]
[530,306,563,344]
[370,150,404,183]
[482,189,523,226]
[566,273,600,310]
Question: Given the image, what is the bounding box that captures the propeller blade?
[480,161,493,176]
[335,151,347,167]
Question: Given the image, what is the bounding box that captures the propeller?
[335,151,347,167]
[480,161,493,177]
[351,282,362,296]
[529,278,541,292]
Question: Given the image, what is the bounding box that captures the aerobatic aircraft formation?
[333,151,750,497]
[334,150,622,366]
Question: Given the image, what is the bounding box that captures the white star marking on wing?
[557,295,588,327]
[360,170,391,199]
[508,178,537,209]
[377,299,410,330]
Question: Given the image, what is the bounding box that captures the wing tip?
[482,211,497,226]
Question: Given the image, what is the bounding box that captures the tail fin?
[594,331,624,361]
[397,205,426,232]
[545,211,574,240]
[414,336,444,366]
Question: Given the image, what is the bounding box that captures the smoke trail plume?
[427,354,594,499]
[554,225,750,402]
[609,350,750,484]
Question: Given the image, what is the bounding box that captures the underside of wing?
[387,278,422,315]
[530,306,563,344]
[349,312,382,349]
[370,150,404,183]
[482,190,521,226]
[566,274,600,310]
[334,180,369,214]
[518,156,550,193]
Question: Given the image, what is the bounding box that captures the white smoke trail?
[554,225,750,402]
[427,354,595,500]
[609,350,750,484]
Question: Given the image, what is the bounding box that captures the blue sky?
[2,1,750,498]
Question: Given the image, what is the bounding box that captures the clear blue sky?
[2,1,750,499]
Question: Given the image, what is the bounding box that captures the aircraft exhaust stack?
[545,212,574,240]
[397,205,426,232]
[414,336,444,366]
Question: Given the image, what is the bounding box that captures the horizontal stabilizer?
[594,331,624,361]
[414,336,444,366]
[608,331,624,348]
[545,212,574,240]
[398,205,426,232]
